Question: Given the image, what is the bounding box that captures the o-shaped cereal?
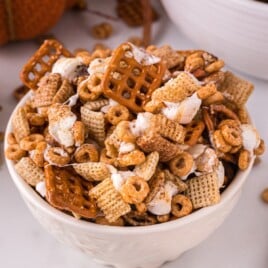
[27,113,46,126]
[157,214,170,223]
[171,194,193,218]
[87,73,104,94]
[120,176,150,204]
[229,144,242,154]
[90,48,111,61]
[117,149,145,167]
[169,152,194,177]
[238,149,250,170]
[100,148,118,166]
[212,130,232,153]
[78,79,101,102]
[196,83,217,100]
[254,139,265,156]
[75,50,91,65]
[31,141,47,167]
[7,132,17,145]
[19,134,45,151]
[74,144,99,163]
[45,147,70,166]
[106,105,130,125]
[5,144,26,161]
[220,124,242,147]
[65,146,76,155]
[135,203,147,214]
[115,121,136,143]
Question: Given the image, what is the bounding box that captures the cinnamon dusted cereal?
[5,40,264,225]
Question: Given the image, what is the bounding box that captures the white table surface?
[0,1,267,267]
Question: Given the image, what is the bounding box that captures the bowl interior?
[4,92,254,234]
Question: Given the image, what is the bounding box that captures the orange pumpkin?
[0,0,79,45]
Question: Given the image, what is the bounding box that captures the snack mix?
[5,40,265,226]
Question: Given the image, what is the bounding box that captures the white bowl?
[161,0,268,80]
[5,93,254,268]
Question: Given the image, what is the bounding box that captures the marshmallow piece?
[195,148,219,173]
[187,144,207,159]
[106,164,118,174]
[216,161,225,188]
[147,181,178,215]
[111,170,136,191]
[87,57,110,75]
[181,162,197,181]
[161,101,180,121]
[162,92,201,124]
[48,104,77,147]
[111,173,126,191]
[52,57,83,81]
[35,181,46,197]
[65,93,79,107]
[241,124,260,153]
[44,145,69,166]
[100,99,119,113]
[119,142,136,154]
[29,150,35,160]
[130,112,153,137]
[129,43,160,66]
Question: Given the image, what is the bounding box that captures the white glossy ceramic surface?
[161,0,268,80]
[5,93,254,268]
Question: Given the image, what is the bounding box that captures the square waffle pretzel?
[44,165,97,219]
[102,43,166,113]
[20,39,72,90]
